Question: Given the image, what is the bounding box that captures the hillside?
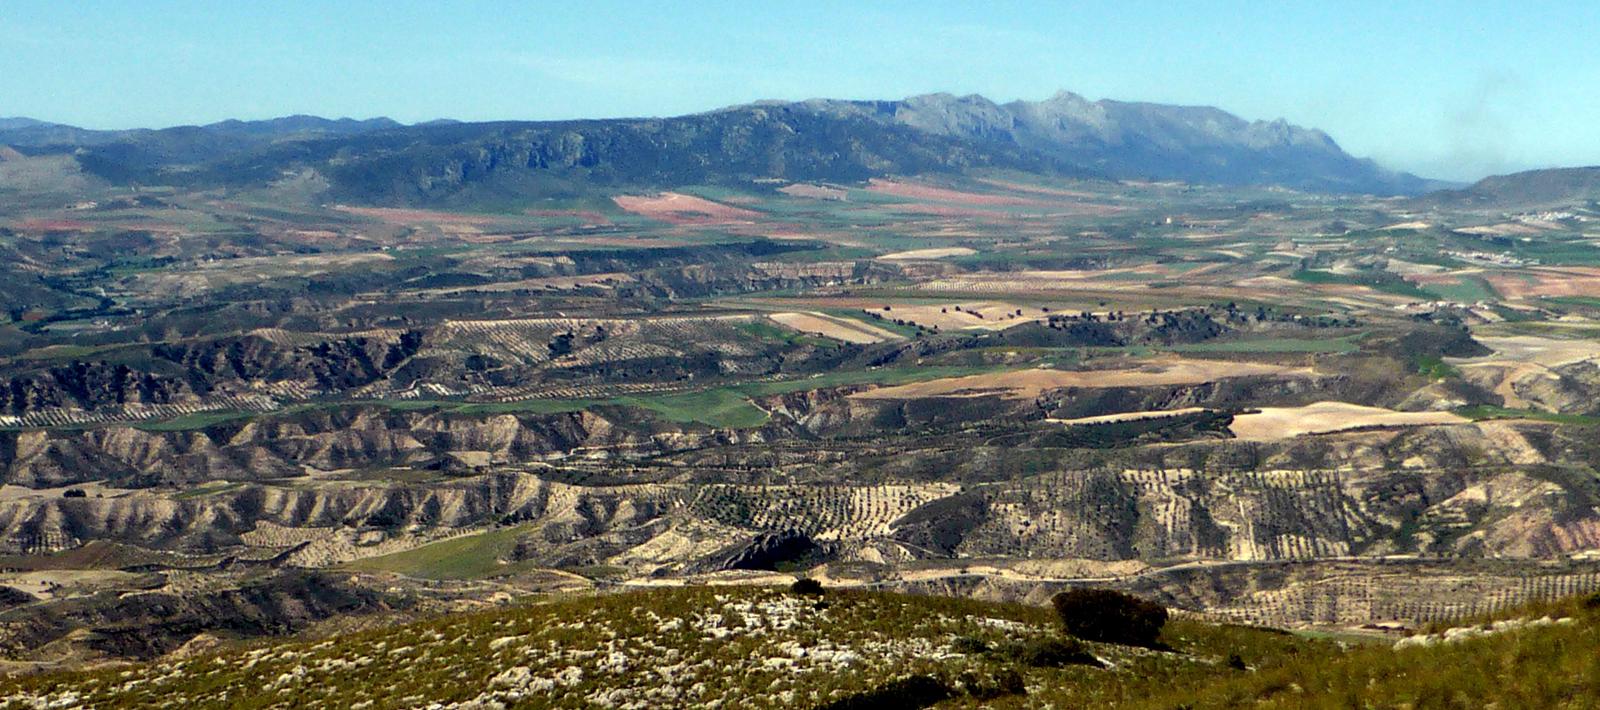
[2,90,1432,205]
[1422,166,1600,210]
[1,586,1594,708]
[789,91,1436,195]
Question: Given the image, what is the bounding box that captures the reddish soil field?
[612,193,762,224]
[14,219,92,232]
[1484,267,1600,299]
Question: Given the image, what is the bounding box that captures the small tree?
[790,578,824,595]
[1050,588,1168,647]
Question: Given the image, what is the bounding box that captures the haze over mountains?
[0,90,1448,204]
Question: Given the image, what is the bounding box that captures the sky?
[1,1,1597,182]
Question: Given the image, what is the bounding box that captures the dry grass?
[1460,335,1600,367]
[612,192,761,224]
[768,312,902,344]
[1047,408,1210,426]
[1229,402,1467,440]
[854,359,1302,400]
[871,301,1043,331]
[875,247,977,261]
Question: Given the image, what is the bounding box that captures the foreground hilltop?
[2,586,1595,708]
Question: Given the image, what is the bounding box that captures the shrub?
[951,635,990,654]
[817,674,950,710]
[790,578,824,595]
[1050,588,1168,647]
[995,638,1103,668]
[954,667,1026,700]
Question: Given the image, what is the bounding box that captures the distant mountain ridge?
[0,91,1440,203]
[777,91,1433,194]
[1421,166,1600,209]
[0,114,401,146]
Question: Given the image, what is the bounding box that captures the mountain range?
[1,91,1448,204]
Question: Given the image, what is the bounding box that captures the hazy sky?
[2,1,1597,181]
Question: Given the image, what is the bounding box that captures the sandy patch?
[914,267,1174,294]
[1385,259,1452,276]
[0,570,145,600]
[768,312,902,344]
[1464,335,1600,367]
[1230,402,1467,440]
[876,247,977,261]
[875,302,1045,331]
[1381,221,1433,231]
[854,359,1302,400]
[1456,223,1548,237]
[1047,407,1209,426]
[612,192,761,225]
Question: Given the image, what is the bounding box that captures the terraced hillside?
[6,153,1600,673]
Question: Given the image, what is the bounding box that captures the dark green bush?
[816,674,951,709]
[951,635,990,654]
[995,637,1104,668]
[790,578,824,595]
[1050,588,1168,647]
[955,667,1026,700]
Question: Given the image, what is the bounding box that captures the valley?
[2,109,1600,684]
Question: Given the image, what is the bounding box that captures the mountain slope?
[784,91,1433,194]
[1422,166,1600,209]
[9,91,1434,205]
[84,105,1068,205]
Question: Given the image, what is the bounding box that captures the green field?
[1290,269,1434,299]
[1423,274,1498,303]
[1172,333,1363,354]
[1455,405,1600,425]
[343,525,532,579]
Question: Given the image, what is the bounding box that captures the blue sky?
[1,1,1596,181]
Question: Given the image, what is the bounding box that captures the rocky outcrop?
[691,530,833,572]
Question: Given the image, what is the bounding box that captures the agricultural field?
[5,162,1600,684]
